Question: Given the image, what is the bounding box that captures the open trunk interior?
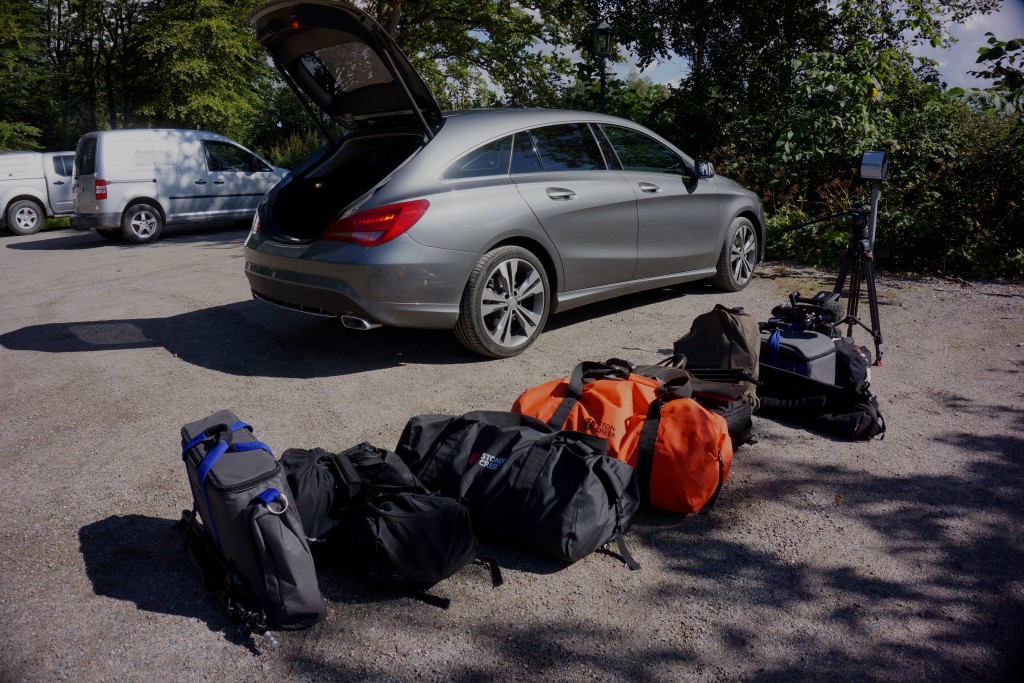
[264,131,425,243]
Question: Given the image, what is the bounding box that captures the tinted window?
[52,156,71,177]
[444,136,512,180]
[601,125,683,173]
[204,142,270,172]
[530,124,605,172]
[511,132,542,174]
[299,40,393,97]
[76,137,96,176]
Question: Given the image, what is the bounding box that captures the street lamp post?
[592,20,612,114]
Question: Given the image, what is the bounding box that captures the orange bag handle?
[546,359,634,428]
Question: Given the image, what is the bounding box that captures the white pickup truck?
[0,151,76,235]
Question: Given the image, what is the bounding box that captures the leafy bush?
[265,130,323,170]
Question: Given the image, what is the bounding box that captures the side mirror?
[695,159,715,179]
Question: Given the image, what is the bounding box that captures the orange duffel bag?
[512,359,733,514]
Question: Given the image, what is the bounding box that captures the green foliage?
[264,129,323,169]
[0,0,46,150]
[356,0,588,109]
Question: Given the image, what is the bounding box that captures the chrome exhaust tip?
[339,314,382,331]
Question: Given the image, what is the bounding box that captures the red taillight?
[95,179,107,200]
[322,200,429,247]
[251,210,261,236]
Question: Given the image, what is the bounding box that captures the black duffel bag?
[281,444,480,593]
[395,411,640,568]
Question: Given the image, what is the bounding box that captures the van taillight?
[322,200,429,247]
[95,179,107,200]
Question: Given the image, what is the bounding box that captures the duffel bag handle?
[196,438,273,488]
[548,360,633,429]
[181,420,253,457]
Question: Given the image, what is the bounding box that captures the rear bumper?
[243,234,474,329]
[73,212,121,230]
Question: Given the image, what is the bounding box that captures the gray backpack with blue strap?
[179,411,325,632]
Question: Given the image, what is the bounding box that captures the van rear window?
[76,137,97,175]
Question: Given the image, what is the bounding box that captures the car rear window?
[75,138,97,176]
[443,136,512,180]
[529,123,606,172]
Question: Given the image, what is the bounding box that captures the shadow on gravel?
[630,408,1024,681]
[4,225,248,251]
[0,279,737,377]
[0,300,470,376]
[78,514,255,649]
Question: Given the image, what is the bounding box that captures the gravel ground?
[1,226,1022,682]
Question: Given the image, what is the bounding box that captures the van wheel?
[121,204,163,244]
[454,246,550,358]
[710,217,757,291]
[6,200,44,236]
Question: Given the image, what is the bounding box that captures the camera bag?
[281,444,481,593]
[395,411,640,568]
[759,328,837,382]
[181,411,325,629]
[512,360,733,514]
[673,304,761,406]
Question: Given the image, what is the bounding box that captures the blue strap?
[256,488,282,506]
[181,420,253,457]
[769,329,781,360]
[232,440,273,454]
[197,440,230,488]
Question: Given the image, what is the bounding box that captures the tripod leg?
[863,253,883,365]
[844,243,865,339]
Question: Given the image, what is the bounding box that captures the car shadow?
[0,281,736,378]
[4,224,249,251]
[0,299,476,376]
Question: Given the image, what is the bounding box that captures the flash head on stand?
[860,150,890,182]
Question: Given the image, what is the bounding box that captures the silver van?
[73,129,287,243]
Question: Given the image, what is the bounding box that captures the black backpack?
[757,359,885,441]
[281,444,482,594]
[395,411,640,569]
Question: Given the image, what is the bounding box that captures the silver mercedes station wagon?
[245,0,766,357]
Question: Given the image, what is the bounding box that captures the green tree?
[0,0,48,149]
[354,0,589,109]
[134,0,271,142]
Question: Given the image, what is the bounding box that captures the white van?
[73,129,287,243]
[1,151,76,235]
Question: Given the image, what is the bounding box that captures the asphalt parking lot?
[1,226,1022,682]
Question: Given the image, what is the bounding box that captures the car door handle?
[638,182,662,194]
[545,187,576,200]
[195,179,207,185]
[53,180,65,185]
[213,178,226,185]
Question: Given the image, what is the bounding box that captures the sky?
[606,0,1024,91]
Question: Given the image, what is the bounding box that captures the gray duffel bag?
[180,410,325,630]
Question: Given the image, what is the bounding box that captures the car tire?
[454,245,550,358]
[121,204,163,244]
[6,199,44,236]
[710,216,757,291]
[96,228,122,240]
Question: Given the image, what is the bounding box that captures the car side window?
[52,156,72,177]
[530,123,606,172]
[510,132,543,174]
[443,136,512,180]
[204,141,271,173]
[600,125,684,174]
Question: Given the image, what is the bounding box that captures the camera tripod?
[781,188,884,365]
